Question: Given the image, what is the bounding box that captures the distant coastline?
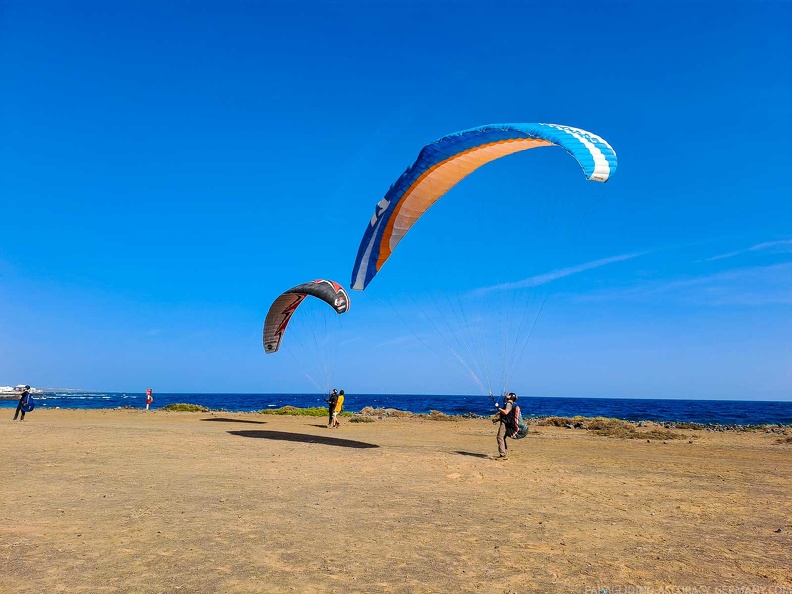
[0,386,80,399]
[2,391,790,426]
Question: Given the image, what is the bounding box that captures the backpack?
[20,393,35,413]
[506,405,528,439]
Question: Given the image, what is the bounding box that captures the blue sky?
[1,1,790,399]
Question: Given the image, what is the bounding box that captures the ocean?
[2,391,791,425]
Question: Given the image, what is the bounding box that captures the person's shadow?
[228,429,379,449]
[453,451,490,459]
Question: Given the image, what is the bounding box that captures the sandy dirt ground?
[1,409,790,593]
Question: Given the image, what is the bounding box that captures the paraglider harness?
[490,394,528,439]
[20,391,35,413]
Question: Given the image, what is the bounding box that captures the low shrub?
[537,415,686,439]
[259,406,334,416]
[160,403,210,412]
[258,406,354,417]
[537,416,581,427]
[586,418,636,436]
[416,410,458,421]
[357,406,414,418]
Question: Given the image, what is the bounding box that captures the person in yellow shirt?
[331,390,345,428]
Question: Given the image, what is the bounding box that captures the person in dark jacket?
[12,386,31,422]
[324,389,339,427]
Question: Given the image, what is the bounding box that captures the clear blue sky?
[2,1,790,399]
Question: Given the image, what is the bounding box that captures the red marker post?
[145,388,153,410]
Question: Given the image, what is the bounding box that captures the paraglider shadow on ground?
[201,417,267,425]
[453,451,490,459]
[228,430,379,449]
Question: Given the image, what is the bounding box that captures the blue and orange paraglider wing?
[263,280,350,354]
[350,123,618,290]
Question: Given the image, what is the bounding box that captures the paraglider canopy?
[263,280,350,354]
[350,123,618,291]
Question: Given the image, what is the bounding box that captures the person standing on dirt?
[12,386,31,422]
[494,392,518,460]
[332,390,345,428]
[325,389,338,427]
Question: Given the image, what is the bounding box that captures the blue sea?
[2,391,791,425]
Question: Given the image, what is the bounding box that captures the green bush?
[258,406,352,417]
[160,403,210,412]
[259,406,325,416]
